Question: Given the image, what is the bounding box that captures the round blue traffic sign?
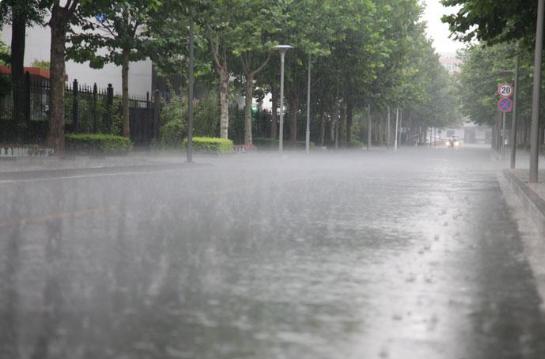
[497,97,513,113]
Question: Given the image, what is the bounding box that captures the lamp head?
[274,45,293,54]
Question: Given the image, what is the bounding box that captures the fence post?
[24,72,31,139]
[106,83,113,133]
[153,89,160,141]
[92,83,98,133]
[72,79,79,132]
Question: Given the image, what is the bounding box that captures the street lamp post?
[394,107,399,151]
[305,54,311,154]
[530,0,544,182]
[387,106,391,149]
[367,104,371,151]
[274,45,292,152]
[187,8,195,163]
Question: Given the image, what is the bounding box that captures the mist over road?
[1,147,544,359]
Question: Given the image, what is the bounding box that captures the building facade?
[1,24,152,98]
[439,53,462,75]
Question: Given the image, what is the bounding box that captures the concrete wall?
[1,25,152,98]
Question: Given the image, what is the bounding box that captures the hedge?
[65,134,132,155]
[183,136,233,153]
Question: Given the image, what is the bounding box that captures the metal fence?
[0,73,160,146]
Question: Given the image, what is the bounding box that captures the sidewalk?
[0,151,204,180]
[503,169,545,236]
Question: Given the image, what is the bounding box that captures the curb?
[502,169,545,236]
[0,162,209,181]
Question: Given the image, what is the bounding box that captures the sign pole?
[510,53,519,169]
[502,111,506,156]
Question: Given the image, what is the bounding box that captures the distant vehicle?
[448,136,462,148]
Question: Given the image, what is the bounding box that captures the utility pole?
[305,54,311,154]
[530,0,544,182]
[279,51,286,152]
[510,53,520,169]
[274,45,292,152]
[399,109,403,147]
[186,9,195,163]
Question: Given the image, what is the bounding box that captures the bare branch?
[251,52,272,77]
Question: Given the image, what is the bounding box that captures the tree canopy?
[8,0,461,148]
[442,0,536,46]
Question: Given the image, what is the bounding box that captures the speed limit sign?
[497,83,513,98]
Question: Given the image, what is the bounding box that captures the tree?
[47,0,80,154]
[232,2,283,145]
[267,0,371,145]
[0,0,46,140]
[456,43,541,148]
[102,0,461,149]
[0,41,10,100]
[199,2,233,139]
[31,59,50,71]
[0,40,8,65]
[69,0,161,137]
[189,0,282,141]
[442,0,535,45]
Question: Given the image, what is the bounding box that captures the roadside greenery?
[0,40,10,97]
[184,136,233,153]
[444,0,544,149]
[30,59,50,71]
[65,133,132,155]
[159,96,186,147]
[7,0,462,151]
[456,42,541,148]
[0,40,9,65]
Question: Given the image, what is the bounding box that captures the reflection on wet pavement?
[1,148,544,359]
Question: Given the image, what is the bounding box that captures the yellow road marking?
[0,205,116,229]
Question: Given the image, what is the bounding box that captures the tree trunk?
[122,48,130,137]
[340,102,347,147]
[320,114,325,146]
[329,117,335,145]
[334,118,339,149]
[11,10,26,140]
[244,73,254,145]
[271,87,278,140]
[48,9,67,155]
[346,100,353,145]
[288,95,299,145]
[218,68,229,139]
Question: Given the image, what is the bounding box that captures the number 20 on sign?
[497,83,513,98]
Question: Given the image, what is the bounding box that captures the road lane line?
[0,205,116,229]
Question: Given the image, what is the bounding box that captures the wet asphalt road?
[1,147,544,359]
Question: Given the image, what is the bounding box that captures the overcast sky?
[423,0,465,55]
